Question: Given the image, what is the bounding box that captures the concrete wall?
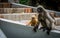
[0,19,60,38]
[0,13,37,21]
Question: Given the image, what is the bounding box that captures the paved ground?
[0,29,7,38]
[19,20,60,30]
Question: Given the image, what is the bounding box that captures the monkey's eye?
[37,7,43,12]
[37,8,40,11]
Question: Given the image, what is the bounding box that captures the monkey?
[27,15,38,27]
[33,5,55,35]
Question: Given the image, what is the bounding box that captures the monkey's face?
[37,7,43,13]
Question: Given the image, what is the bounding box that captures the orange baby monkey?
[27,15,38,26]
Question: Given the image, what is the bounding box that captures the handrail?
[0,18,27,26]
[11,2,60,13]
[0,13,37,15]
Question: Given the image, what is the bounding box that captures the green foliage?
[19,0,29,5]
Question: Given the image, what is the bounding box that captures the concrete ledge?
[0,18,60,38]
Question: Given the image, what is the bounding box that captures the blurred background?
[19,0,60,11]
[0,0,60,11]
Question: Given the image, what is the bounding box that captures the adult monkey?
[33,5,55,35]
